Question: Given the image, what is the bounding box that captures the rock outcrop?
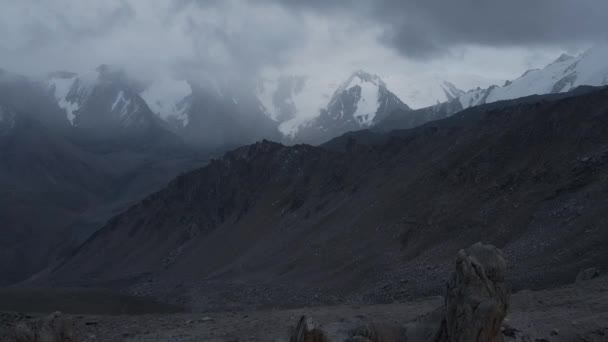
[575,267,600,283]
[434,243,509,342]
[288,243,511,342]
[289,315,330,342]
[11,312,76,342]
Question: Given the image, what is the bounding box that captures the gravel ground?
[1,276,606,341]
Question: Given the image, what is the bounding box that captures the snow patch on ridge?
[458,88,487,109]
[350,75,380,126]
[47,69,101,125]
[262,76,339,136]
[458,45,608,110]
[111,91,126,112]
[47,75,80,124]
[141,78,192,127]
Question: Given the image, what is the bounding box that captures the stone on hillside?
[289,315,330,342]
[434,242,510,342]
[576,267,600,283]
[12,311,76,342]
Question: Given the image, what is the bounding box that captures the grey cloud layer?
[0,1,303,83]
[0,0,605,80]
[270,0,608,58]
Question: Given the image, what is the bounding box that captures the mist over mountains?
[1,44,608,289]
[36,85,608,312]
[3,2,608,340]
[3,44,608,150]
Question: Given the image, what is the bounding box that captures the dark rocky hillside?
[373,85,605,135]
[44,87,608,310]
[0,107,211,285]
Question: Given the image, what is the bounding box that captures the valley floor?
[1,276,607,341]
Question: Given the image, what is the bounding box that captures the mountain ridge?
[39,86,608,310]
[457,45,608,110]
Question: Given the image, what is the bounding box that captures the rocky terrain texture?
[38,87,608,311]
[2,245,606,341]
[290,243,511,342]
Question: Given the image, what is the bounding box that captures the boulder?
[12,311,76,342]
[576,267,600,283]
[289,315,330,342]
[287,243,511,342]
[434,243,509,342]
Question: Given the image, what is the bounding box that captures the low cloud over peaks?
[0,0,606,101]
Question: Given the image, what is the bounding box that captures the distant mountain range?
[39,86,608,310]
[0,71,212,285]
[261,46,608,143]
[46,66,279,149]
[2,46,608,287]
[4,45,608,148]
[369,45,608,137]
[457,45,608,109]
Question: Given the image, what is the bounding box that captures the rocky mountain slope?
[43,87,608,310]
[0,66,282,286]
[0,107,113,283]
[0,111,209,285]
[0,69,68,132]
[0,80,212,285]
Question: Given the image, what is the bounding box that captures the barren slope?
[43,88,608,310]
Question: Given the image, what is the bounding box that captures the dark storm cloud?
[0,0,305,82]
[178,2,302,71]
[1,0,605,83]
[163,0,307,86]
[5,1,135,51]
[268,0,608,58]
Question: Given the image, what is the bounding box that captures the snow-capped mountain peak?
[46,66,154,130]
[338,70,386,91]
[440,81,466,101]
[288,70,410,144]
[47,71,93,125]
[326,70,394,127]
[457,45,608,110]
[550,53,575,66]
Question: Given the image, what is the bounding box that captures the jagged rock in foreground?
[434,243,509,342]
[289,315,330,342]
[575,267,600,283]
[10,311,76,342]
[288,243,510,342]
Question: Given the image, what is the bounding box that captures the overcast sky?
[1,0,607,108]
